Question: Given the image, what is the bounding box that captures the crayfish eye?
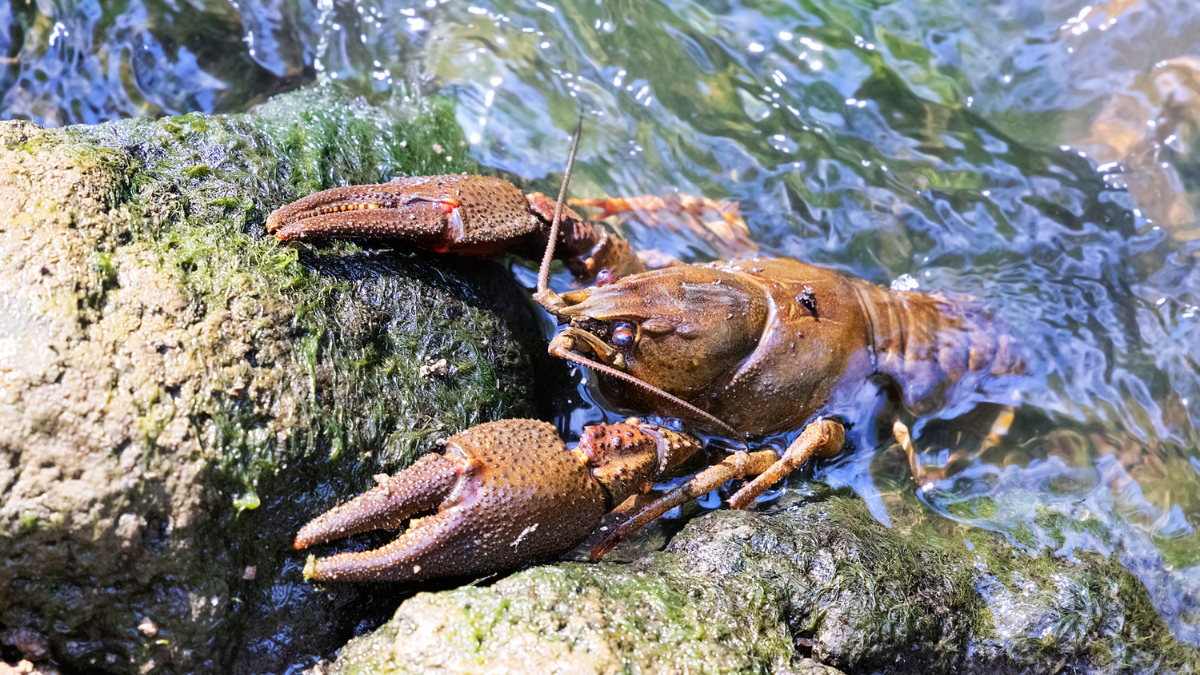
[612,323,635,347]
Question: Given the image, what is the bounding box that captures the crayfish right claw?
[293,453,458,550]
[294,419,611,583]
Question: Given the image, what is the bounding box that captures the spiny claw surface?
[266,175,541,256]
[294,453,458,550]
[295,419,610,583]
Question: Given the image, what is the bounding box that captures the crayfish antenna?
[536,111,585,297]
[548,331,741,439]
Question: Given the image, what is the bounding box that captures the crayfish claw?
[266,175,542,255]
[294,453,457,550]
[295,419,612,583]
[302,508,471,582]
[568,193,756,260]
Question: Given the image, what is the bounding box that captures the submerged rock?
[329,490,1198,675]
[0,83,547,674]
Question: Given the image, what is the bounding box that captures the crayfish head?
[552,265,769,425]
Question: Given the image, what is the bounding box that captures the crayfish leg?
[589,449,779,561]
[895,404,1015,488]
[569,193,757,260]
[728,419,845,509]
[893,418,922,484]
[983,405,1016,450]
[525,191,646,281]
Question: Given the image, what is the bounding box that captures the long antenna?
[536,112,743,445]
[549,341,740,438]
[537,112,585,295]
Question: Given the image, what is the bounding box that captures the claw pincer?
[266,175,541,255]
[294,418,701,582]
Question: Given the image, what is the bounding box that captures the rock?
[0,629,48,661]
[329,490,1198,675]
[778,660,848,675]
[0,82,547,674]
[328,563,804,675]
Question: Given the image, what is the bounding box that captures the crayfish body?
[549,256,1020,436]
[269,172,1023,583]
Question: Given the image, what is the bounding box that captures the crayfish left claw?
[295,419,612,583]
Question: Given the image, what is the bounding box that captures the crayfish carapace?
[267,132,1024,583]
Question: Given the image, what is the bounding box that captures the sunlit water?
[6,0,1200,648]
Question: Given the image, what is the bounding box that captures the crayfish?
[267,131,1024,583]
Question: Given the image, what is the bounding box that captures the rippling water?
[6,0,1199,647]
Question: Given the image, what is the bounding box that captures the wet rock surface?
[328,491,1198,675]
[0,83,547,674]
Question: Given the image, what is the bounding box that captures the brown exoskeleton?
[268,132,1024,582]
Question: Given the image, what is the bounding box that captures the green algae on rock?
[328,563,803,675]
[328,491,1198,675]
[0,82,546,674]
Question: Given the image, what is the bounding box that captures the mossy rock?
[330,490,1198,675]
[0,82,549,674]
[330,563,803,675]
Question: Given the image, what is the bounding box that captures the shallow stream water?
[6,0,1200,651]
